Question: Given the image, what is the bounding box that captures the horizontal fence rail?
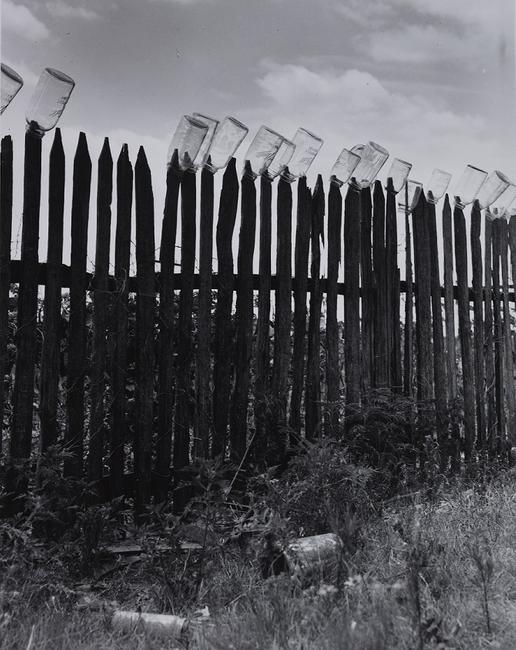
[1,130,516,514]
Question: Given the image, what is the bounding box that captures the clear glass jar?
[350,141,389,189]
[191,112,219,170]
[1,64,24,114]
[496,183,516,219]
[281,128,323,182]
[243,125,284,179]
[267,139,295,180]
[167,115,209,171]
[426,169,452,204]
[204,116,248,172]
[26,67,75,135]
[385,158,412,193]
[476,170,511,210]
[397,180,423,213]
[330,148,360,187]
[453,165,487,209]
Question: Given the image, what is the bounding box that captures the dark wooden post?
[427,196,448,464]
[289,177,311,437]
[9,128,43,491]
[344,182,361,414]
[88,138,113,484]
[174,168,196,509]
[492,217,506,454]
[64,133,91,478]
[253,175,273,465]
[470,201,486,452]
[500,216,516,447]
[212,159,239,459]
[230,163,256,462]
[0,136,13,451]
[306,176,324,440]
[269,173,292,460]
[403,201,414,397]
[40,130,65,452]
[360,187,373,394]
[372,181,388,388]
[484,212,496,456]
[194,163,214,459]
[155,156,180,500]
[110,145,132,496]
[134,147,156,515]
[508,214,516,448]
[326,181,342,432]
[442,195,459,467]
[386,179,401,389]
[454,201,475,462]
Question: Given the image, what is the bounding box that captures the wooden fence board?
[386,180,401,389]
[289,177,310,437]
[372,181,388,388]
[40,130,65,452]
[88,138,113,484]
[454,203,475,461]
[270,174,292,459]
[403,201,414,397]
[427,198,448,464]
[212,159,239,458]
[253,175,272,465]
[194,164,214,459]
[306,176,324,440]
[492,217,505,454]
[110,144,132,496]
[360,187,373,393]
[10,130,43,489]
[325,181,342,432]
[0,136,13,451]
[155,157,180,500]
[230,164,256,461]
[344,182,361,411]
[470,200,486,452]
[134,147,156,514]
[64,133,91,478]
[500,217,515,447]
[174,168,196,509]
[484,213,496,456]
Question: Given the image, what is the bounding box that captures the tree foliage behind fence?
[1,130,515,513]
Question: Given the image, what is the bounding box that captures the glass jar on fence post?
[330,148,360,187]
[385,158,412,194]
[349,141,389,189]
[267,138,295,180]
[397,180,423,213]
[191,113,219,170]
[426,169,452,204]
[204,116,249,173]
[243,125,284,179]
[453,165,487,209]
[476,170,511,210]
[496,183,516,220]
[167,115,209,172]
[281,128,323,182]
[1,63,24,114]
[26,67,75,137]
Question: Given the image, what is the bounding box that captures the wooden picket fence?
[1,129,515,514]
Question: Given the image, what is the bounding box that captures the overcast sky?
[1,0,516,267]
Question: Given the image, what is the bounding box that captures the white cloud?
[45,1,101,20]
[248,61,514,185]
[2,0,50,41]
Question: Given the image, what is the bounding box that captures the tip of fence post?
[136,146,149,167]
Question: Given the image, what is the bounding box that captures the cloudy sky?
[1,0,516,265]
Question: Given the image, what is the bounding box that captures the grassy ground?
[2,469,516,649]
